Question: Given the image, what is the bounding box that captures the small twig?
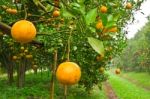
[38,1,47,12]
[45,1,60,9]
[37,30,70,36]
[63,28,73,99]
[67,28,72,61]
[24,4,27,20]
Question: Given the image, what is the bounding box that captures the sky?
[126,0,150,39]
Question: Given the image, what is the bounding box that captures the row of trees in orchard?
[114,18,150,73]
[0,0,144,98]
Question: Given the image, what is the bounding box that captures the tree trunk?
[34,69,37,74]
[7,63,14,85]
[17,62,26,88]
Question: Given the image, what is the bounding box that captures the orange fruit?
[52,10,60,17]
[25,54,33,59]
[99,67,105,73]
[102,28,108,33]
[108,47,113,51]
[24,49,28,53]
[19,53,24,57]
[6,8,12,13]
[20,46,25,51]
[11,20,36,43]
[109,56,112,60]
[96,55,104,61]
[27,13,32,16]
[12,56,17,60]
[126,2,132,9]
[32,65,38,70]
[100,5,107,13]
[6,8,17,14]
[115,68,121,74]
[56,62,81,85]
[107,27,118,33]
[96,20,104,30]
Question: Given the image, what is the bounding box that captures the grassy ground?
[120,72,150,88]
[0,71,107,99]
[108,73,150,99]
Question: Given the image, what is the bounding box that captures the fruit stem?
[66,28,73,61]
[64,85,67,99]
[50,50,57,99]
[24,4,27,20]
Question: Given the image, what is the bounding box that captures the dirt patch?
[103,81,118,99]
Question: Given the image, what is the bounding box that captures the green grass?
[66,86,107,99]
[109,73,150,99]
[0,71,107,99]
[121,72,150,88]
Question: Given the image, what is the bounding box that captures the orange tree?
[0,0,144,92]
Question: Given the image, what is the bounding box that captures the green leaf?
[77,0,85,4]
[88,37,105,56]
[113,14,120,21]
[33,0,39,6]
[85,8,97,25]
[61,7,75,18]
[105,21,117,29]
[107,14,113,22]
[100,14,107,26]
[89,27,96,32]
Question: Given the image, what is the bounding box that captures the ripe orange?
[20,46,25,51]
[96,20,104,30]
[32,65,38,70]
[109,56,112,60]
[56,62,81,85]
[126,2,132,9]
[6,8,17,14]
[107,27,118,33]
[108,46,113,51]
[12,56,17,60]
[27,13,32,16]
[19,53,24,57]
[99,67,105,73]
[115,68,121,74]
[100,5,107,13]
[24,49,28,53]
[11,20,36,43]
[52,10,60,17]
[96,55,104,61]
[25,54,33,59]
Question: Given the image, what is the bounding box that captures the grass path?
[119,72,150,90]
[108,73,150,99]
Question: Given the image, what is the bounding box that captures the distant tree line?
[114,18,150,73]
